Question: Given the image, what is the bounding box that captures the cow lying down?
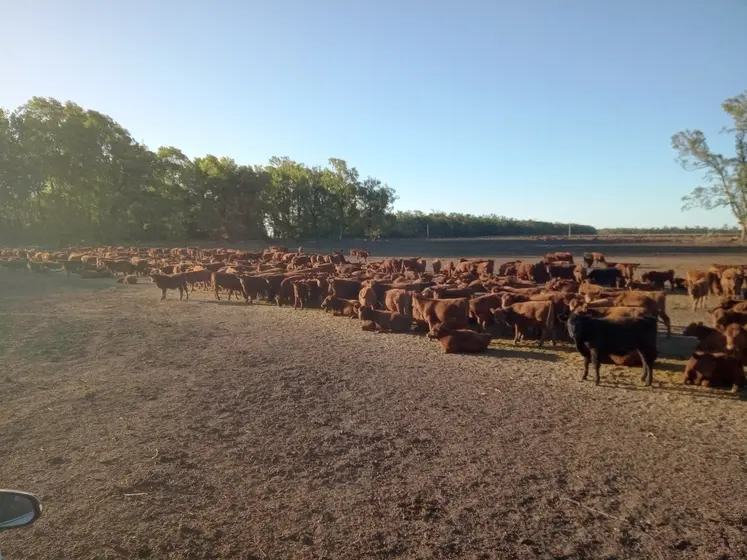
[684,352,746,393]
[321,296,360,317]
[430,325,492,354]
[358,306,411,333]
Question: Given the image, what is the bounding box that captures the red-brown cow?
[411,294,470,334]
[430,325,492,353]
[491,301,556,346]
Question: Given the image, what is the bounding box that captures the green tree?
[673,91,747,239]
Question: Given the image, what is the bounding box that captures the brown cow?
[684,352,746,392]
[292,281,309,309]
[212,272,246,301]
[491,301,556,346]
[641,270,675,290]
[430,325,492,353]
[544,252,574,264]
[683,322,747,362]
[431,259,442,275]
[469,293,503,331]
[573,265,587,284]
[423,286,473,299]
[184,268,212,292]
[328,278,362,300]
[239,276,269,303]
[614,291,671,336]
[358,286,377,308]
[713,308,747,331]
[720,267,743,297]
[150,273,188,300]
[384,289,413,317]
[358,306,411,333]
[688,278,710,311]
[411,294,470,334]
[321,296,360,317]
[582,252,606,267]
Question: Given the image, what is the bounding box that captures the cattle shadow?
[197,299,249,306]
[595,379,747,401]
[484,347,559,362]
[652,361,686,373]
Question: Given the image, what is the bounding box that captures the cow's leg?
[513,324,520,345]
[161,288,167,300]
[578,343,590,381]
[184,285,188,301]
[638,350,650,384]
[591,349,601,385]
[179,286,184,300]
[660,312,672,338]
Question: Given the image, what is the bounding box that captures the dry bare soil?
[2,248,747,559]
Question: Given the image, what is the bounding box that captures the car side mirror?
[0,491,42,531]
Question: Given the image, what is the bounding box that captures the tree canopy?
[672,90,747,237]
[1,96,598,245]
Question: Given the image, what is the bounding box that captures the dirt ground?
[1,249,747,559]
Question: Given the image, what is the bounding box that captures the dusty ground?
[1,250,747,559]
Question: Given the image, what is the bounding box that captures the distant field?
[187,234,747,259]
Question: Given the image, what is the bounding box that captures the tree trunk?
[741,222,747,241]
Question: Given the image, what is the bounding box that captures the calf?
[321,296,360,317]
[688,277,710,311]
[491,301,556,346]
[150,273,189,301]
[567,314,657,386]
[684,352,745,392]
[358,306,411,333]
[430,325,492,353]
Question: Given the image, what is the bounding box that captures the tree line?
[0,97,600,246]
[598,226,739,235]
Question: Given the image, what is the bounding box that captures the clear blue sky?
[2,0,745,228]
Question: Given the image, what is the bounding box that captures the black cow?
[587,268,623,288]
[545,264,575,280]
[567,314,657,386]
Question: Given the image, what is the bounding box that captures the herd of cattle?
[2,246,747,393]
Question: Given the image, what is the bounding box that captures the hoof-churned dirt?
[1,271,746,559]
